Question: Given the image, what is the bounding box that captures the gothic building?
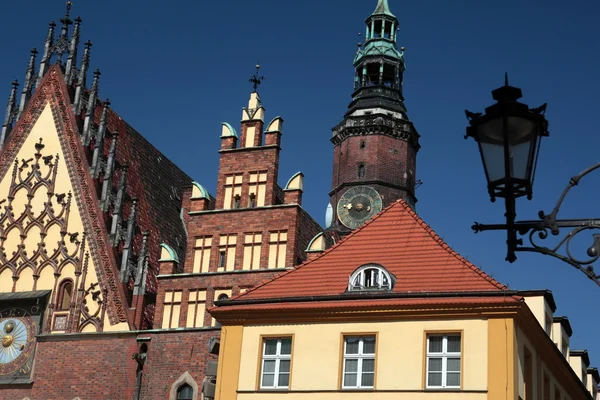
[0,1,597,400]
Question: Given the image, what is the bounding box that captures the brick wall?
[3,335,138,400]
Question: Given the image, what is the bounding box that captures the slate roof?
[229,199,509,303]
[85,93,192,326]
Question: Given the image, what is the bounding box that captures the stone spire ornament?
[37,21,56,87]
[73,40,92,114]
[17,49,38,119]
[0,80,19,147]
[65,15,82,84]
[82,69,101,145]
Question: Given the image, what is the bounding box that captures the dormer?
[587,368,599,399]
[519,290,556,336]
[552,316,573,359]
[570,350,590,387]
[348,263,395,291]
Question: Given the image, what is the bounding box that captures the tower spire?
[328,0,420,234]
[372,0,396,17]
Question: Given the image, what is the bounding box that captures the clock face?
[0,308,36,376]
[337,186,383,229]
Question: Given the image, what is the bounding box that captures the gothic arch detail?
[169,371,200,400]
[0,68,129,325]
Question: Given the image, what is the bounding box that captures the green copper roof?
[354,40,404,65]
[372,0,396,17]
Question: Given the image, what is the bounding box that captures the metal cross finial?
[249,63,265,93]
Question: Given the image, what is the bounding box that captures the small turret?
[100,132,118,210]
[37,22,56,87]
[0,81,19,148]
[82,69,101,145]
[17,49,38,120]
[91,99,110,178]
[133,232,150,296]
[110,164,128,245]
[120,198,138,282]
[73,40,92,115]
[65,16,81,84]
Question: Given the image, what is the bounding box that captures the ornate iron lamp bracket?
[472,161,600,287]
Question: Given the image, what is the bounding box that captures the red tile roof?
[234,199,508,301]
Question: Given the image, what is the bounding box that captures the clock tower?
[329,0,420,233]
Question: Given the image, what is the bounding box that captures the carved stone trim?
[169,371,200,400]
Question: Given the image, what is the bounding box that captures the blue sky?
[1,0,599,366]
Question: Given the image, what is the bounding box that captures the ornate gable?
[0,66,130,332]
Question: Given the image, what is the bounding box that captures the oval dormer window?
[348,264,395,291]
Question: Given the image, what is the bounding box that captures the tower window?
[373,20,383,38]
[360,141,366,149]
[366,64,379,86]
[358,164,365,178]
[249,193,256,208]
[233,194,241,209]
[382,64,395,88]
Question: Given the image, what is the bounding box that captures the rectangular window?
[211,289,232,326]
[249,172,267,207]
[342,336,376,389]
[243,232,263,270]
[161,290,182,329]
[261,338,292,389]
[223,174,243,210]
[186,290,206,328]
[426,334,461,389]
[193,236,212,273]
[268,231,287,269]
[218,234,237,271]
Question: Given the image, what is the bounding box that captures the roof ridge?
[397,200,509,291]
[231,199,402,301]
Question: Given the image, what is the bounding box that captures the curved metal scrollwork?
[473,161,600,287]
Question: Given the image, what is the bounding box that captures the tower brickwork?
[329,0,420,235]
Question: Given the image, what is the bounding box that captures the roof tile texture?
[237,200,508,301]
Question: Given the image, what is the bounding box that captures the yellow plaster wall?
[0,103,124,332]
[237,319,488,393]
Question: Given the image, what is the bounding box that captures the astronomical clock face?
[337,186,383,229]
[0,306,38,381]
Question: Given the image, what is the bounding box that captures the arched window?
[217,293,229,301]
[177,384,193,400]
[348,264,395,291]
[57,279,73,310]
[358,164,365,178]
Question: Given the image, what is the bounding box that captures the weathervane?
[249,63,264,93]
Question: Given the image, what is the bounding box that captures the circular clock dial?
[0,308,35,375]
[337,186,383,229]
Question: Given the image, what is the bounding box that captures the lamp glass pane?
[510,140,532,180]
[479,141,505,183]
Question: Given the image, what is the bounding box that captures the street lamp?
[465,75,600,287]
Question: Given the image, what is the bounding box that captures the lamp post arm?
[472,160,600,287]
[543,161,600,223]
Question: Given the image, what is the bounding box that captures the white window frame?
[426,334,461,389]
[260,338,292,389]
[342,336,376,389]
[348,264,395,291]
